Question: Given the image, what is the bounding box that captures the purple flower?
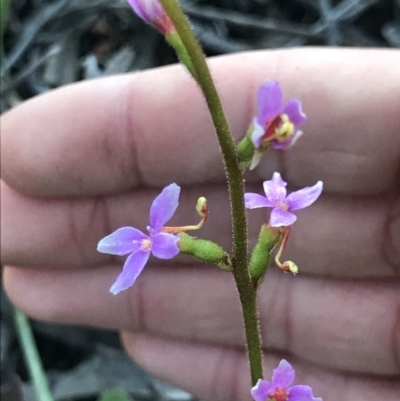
[251,360,322,401]
[251,81,306,150]
[245,172,323,227]
[126,0,174,33]
[98,183,180,295]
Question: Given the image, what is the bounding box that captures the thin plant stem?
[14,308,54,401]
[159,0,263,384]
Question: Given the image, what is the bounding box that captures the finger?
[4,264,400,375]
[2,180,399,278]
[1,49,399,197]
[122,333,400,401]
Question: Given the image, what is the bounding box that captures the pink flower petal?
[257,81,282,126]
[152,232,180,259]
[97,227,148,256]
[271,172,288,187]
[272,139,292,150]
[263,172,287,203]
[282,100,307,127]
[245,193,273,209]
[251,379,273,401]
[109,249,150,294]
[127,0,165,24]
[288,385,323,401]
[270,208,297,227]
[271,359,295,388]
[150,183,180,231]
[286,181,323,211]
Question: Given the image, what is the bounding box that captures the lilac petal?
[288,385,322,401]
[282,99,307,127]
[97,227,148,256]
[271,172,288,187]
[272,138,293,150]
[257,81,282,126]
[127,0,164,24]
[127,0,146,21]
[152,232,180,259]
[109,249,150,295]
[150,183,180,231]
[270,208,297,227]
[251,379,274,401]
[271,359,295,388]
[286,181,323,211]
[245,193,273,209]
[263,172,287,203]
[251,118,265,148]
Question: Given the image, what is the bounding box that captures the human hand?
[1,48,399,400]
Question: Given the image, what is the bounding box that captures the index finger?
[1,48,399,197]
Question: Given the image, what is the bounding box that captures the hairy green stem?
[165,32,196,78]
[159,0,263,384]
[14,309,54,401]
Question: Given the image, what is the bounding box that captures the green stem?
[165,31,197,78]
[14,309,54,401]
[159,0,263,384]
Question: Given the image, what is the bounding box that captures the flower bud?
[178,232,232,271]
[127,0,174,35]
[249,224,280,286]
[127,1,196,77]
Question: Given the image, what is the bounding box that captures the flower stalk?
[165,32,197,78]
[158,0,263,384]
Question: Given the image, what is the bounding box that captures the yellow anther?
[283,261,298,275]
[141,239,152,251]
[196,197,208,218]
[275,114,295,142]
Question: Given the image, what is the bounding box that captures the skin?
[1,48,400,400]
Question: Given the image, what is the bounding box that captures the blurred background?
[1,0,399,400]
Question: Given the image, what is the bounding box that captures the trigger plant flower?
[245,172,323,227]
[97,183,181,295]
[127,0,174,34]
[251,359,322,401]
[249,81,306,169]
[245,172,323,274]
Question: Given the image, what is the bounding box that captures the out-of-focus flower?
[127,0,174,34]
[98,183,180,295]
[252,81,306,149]
[249,81,306,169]
[245,172,323,227]
[251,360,322,401]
